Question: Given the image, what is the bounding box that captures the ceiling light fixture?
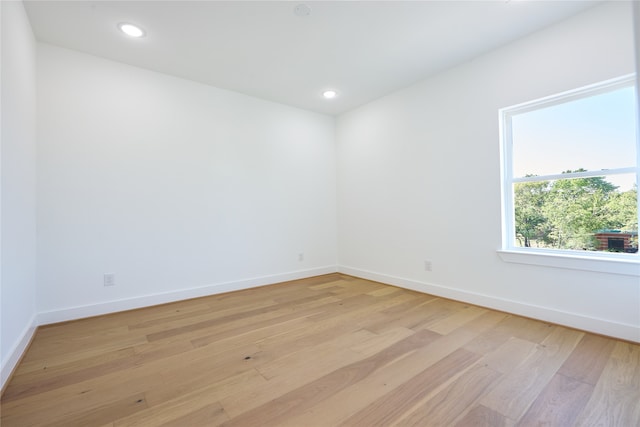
[323,90,338,99]
[118,23,145,38]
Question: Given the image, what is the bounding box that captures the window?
[499,75,639,275]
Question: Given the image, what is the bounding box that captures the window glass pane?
[513,174,638,254]
[511,86,637,178]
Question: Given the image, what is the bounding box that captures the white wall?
[636,1,640,180]
[1,0,38,386]
[337,2,640,342]
[36,44,337,321]
[3,3,638,393]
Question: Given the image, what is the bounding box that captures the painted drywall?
[337,2,640,342]
[636,3,640,162]
[1,0,38,386]
[36,44,337,320]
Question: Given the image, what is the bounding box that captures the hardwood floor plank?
[574,341,640,426]
[517,373,593,427]
[219,328,409,419]
[339,348,481,426]
[8,346,136,385]
[2,274,638,427]
[404,298,468,331]
[279,319,503,427]
[147,292,337,342]
[19,327,147,364]
[464,315,555,356]
[255,328,378,380]
[52,392,149,427]
[348,327,416,355]
[248,293,417,358]
[557,333,617,385]
[481,337,538,374]
[396,364,502,426]
[220,329,441,426]
[189,308,323,350]
[454,405,514,427]
[366,299,449,333]
[479,327,584,420]
[2,391,148,427]
[125,302,218,331]
[3,332,262,419]
[304,294,383,322]
[114,385,230,426]
[128,301,275,334]
[426,304,487,335]
[143,366,266,409]
[2,338,190,402]
[158,402,228,427]
[366,286,401,297]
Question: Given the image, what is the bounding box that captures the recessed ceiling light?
[323,90,338,99]
[118,23,145,38]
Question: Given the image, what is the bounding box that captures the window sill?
[497,249,640,277]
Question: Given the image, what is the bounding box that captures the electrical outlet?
[298,253,304,262]
[104,273,116,287]
[424,260,432,272]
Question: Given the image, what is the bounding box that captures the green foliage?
[607,185,638,231]
[513,170,638,251]
[514,179,548,247]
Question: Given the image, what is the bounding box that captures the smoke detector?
[294,4,312,17]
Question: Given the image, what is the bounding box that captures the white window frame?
[498,74,640,277]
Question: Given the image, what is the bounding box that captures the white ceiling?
[24,0,604,116]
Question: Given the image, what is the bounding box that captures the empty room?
[2,0,639,425]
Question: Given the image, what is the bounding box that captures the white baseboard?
[339,265,640,343]
[37,265,338,326]
[1,313,38,391]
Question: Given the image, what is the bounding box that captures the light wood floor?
[2,273,639,426]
